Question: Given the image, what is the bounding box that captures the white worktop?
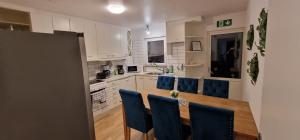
[103,72,203,83]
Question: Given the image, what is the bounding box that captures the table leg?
[122,104,128,140]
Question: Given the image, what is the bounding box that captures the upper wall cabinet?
[30,10,128,61]
[70,17,85,33]
[84,21,99,61]
[121,28,129,57]
[97,23,128,60]
[30,10,53,33]
[166,21,185,43]
[52,15,70,31]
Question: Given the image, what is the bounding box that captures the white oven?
[90,82,108,115]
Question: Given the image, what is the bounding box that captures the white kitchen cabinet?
[30,11,53,33]
[106,76,137,109]
[166,21,185,43]
[84,21,99,61]
[97,23,128,60]
[70,17,85,33]
[120,29,129,57]
[52,15,70,31]
[97,24,121,59]
[106,81,121,108]
[136,76,157,92]
[119,76,136,91]
[143,76,158,91]
[136,76,144,92]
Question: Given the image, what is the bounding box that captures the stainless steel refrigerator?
[0,30,95,140]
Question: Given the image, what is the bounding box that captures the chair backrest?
[189,102,234,140]
[156,76,175,90]
[203,79,229,98]
[177,77,199,93]
[119,89,150,133]
[147,94,184,140]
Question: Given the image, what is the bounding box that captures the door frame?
[206,27,246,82]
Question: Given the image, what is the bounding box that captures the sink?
[145,72,163,75]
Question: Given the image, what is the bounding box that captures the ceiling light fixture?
[107,0,126,14]
[146,25,150,35]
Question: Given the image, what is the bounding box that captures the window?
[147,40,165,63]
[211,32,243,79]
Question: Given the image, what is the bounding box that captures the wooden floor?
[94,106,155,140]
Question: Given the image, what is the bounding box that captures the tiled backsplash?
[131,28,185,69]
[166,43,185,65]
[87,59,130,80]
[87,61,105,80]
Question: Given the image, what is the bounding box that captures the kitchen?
[1,0,300,140]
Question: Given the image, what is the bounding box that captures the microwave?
[127,66,138,73]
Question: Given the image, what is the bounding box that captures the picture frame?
[191,41,202,51]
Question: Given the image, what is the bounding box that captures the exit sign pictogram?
[217,19,232,27]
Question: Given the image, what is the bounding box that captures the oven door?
[90,88,108,113]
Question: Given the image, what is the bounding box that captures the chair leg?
[127,127,131,140]
[122,104,128,140]
[143,133,148,140]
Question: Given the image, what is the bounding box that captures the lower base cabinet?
[99,75,243,118]
[136,76,158,92]
[106,76,137,109]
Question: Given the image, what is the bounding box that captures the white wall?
[260,0,300,139]
[243,0,269,130]
[144,22,166,39]
[206,11,246,31]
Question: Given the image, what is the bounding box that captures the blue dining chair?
[203,79,229,99]
[177,77,199,94]
[157,76,175,90]
[189,102,234,140]
[119,89,153,140]
[148,94,190,140]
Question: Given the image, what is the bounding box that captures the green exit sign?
[217,19,232,27]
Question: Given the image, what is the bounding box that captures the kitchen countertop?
[102,72,203,83]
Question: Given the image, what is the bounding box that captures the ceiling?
[1,0,248,27]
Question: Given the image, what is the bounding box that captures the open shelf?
[0,7,31,31]
[0,22,31,31]
[184,21,207,77]
[0,20,31,26]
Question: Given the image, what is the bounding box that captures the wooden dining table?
[122,88,259,140]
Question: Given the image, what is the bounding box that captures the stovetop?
[89,79,105,85]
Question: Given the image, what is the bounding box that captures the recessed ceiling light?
[107,0,126,14]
